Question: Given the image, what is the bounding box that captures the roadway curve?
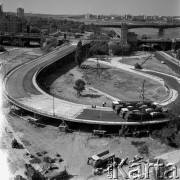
[3,44,172,125]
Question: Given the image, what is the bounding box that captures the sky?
[0,0,180,16]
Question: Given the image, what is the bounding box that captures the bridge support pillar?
[159,28,165,36]
[0,37,2,45]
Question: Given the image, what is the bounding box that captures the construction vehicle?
[11,138,20,148]
[134,55,152,69]
[119,108,129,118]
[87,150,115,168]
[112,101,123,110]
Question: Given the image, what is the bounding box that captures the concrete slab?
[18,94,84,118]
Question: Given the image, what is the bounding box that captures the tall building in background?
[0,5,23,33]
[85,13,92,20]
[0,4,3,16]
[121,23,128,44]
[17,8,24,19]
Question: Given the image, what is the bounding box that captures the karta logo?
[107,158,179,179]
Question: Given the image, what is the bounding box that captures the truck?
[87,150,115,168]
[119,108,129,118]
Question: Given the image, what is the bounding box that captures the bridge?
[98,23,180,30]
[2,42,172,126]
[86,21,180,35]
[0,34,44,47]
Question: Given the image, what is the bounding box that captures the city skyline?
[0,0,180,16]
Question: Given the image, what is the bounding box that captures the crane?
[134,55,152,69]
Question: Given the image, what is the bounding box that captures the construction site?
[1,42,180,180]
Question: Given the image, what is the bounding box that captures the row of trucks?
[112,100,168,122]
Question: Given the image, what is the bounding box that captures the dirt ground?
[0,47,43,77]
[121,51,177,76]
[6,113,172,180]
[51,59,168,106]
[50,65,114,106]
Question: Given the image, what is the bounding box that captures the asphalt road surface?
[5,45,76,99]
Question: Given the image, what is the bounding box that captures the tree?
[30,27,41,34]
[75,40,83,67]
[74,79,85,97]
[89,41,109,56]
[110,43,131,56]
[78,23,85,33]
[0,45,6,52]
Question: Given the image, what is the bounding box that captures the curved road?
[3,45,175,125]
[6,45,76,99]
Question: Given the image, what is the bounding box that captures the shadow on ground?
[81,94,102,98]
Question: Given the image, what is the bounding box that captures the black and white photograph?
[0,0,180,179]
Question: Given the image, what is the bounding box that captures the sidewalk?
[157,51,179,65]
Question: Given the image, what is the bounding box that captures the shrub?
[74,79,85,97]
[151,129,162,139]
[138,144,149,155]
[0,45,6,52]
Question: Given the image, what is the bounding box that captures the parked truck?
[87,150,115,168]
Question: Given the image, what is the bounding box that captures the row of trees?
[75,40,132,67]
[89,41,109,56]
[109,43,131,55]
[27,16,101,34]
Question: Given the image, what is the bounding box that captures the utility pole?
[22,52,23,64]
[142,80,145,102]
[140,80,145,102]
[53,96,55,116]
[140,80,145,124]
